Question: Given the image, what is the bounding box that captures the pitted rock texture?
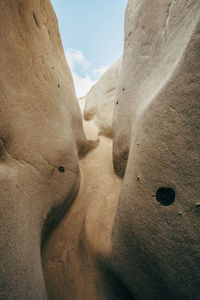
[84,58,121,138]
[111,0,200,298]
[0,1,89,299]
[113,0,200,177]
[1,0,200,299]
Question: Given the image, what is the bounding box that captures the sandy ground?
[42,98,122,299]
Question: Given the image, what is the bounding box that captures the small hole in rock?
[156,187,175,206]
[123,88,125,91]
[32,12,39,29]
[58,84,60,88]
[58,166,65,173]
[116,101,118,105]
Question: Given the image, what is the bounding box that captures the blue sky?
[51,0,127,96]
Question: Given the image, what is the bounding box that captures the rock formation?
[0,1,92,299]
[111,0,200,298]
[1,0,200,299]
[84,58,121,137]
[113,0,200,178]
[42,114,123,300]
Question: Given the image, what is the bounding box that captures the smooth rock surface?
[113,0,200,177]
[0,1,91,299]
[42,110,123,300]
[1,0,200,299]
[84,58,121,137]
[111,0,200,298]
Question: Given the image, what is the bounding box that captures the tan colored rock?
[42,114,123,300]
[113,0,200,177]
[0,1,92,298]
[78,95,86,114]
[112,0,200,298]
[1,0,199,299]
[84,58,121,137]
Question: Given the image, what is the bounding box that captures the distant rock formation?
[84,58,122,137]
[112,0,200,298]
[0,0,92,299]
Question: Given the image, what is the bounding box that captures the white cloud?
[93,65,109,76]
[66,48,90,71]
[65,48,109,98]
[71,71,96,98]
[65,48,95,97]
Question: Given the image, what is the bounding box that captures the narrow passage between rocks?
[42,98,122,299]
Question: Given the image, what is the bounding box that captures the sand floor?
[42,99,122,299]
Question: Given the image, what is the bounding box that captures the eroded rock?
[113,0,200,177]
[0,1,89,298]
[84,58,122,138]
[112,0,200,298]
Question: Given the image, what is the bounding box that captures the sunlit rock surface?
[113,0,200,178]
[0,0,90,298]
[84,58,122,137]
[42,113,123,300]
[1,0,200,299]
[111,0,200,298]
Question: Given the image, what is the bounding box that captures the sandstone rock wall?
[0,1,88,299]
[1,0,200,299]
[84,58,121,137]
[113,0,200,177]
[112,0,200,298]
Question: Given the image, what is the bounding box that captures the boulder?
[111,0,200,298]
[84,58,121,137]
[0,0,90,298]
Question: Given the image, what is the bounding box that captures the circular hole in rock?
[58,166,65,173]
[156,187,175,206]
[116,101,118,105]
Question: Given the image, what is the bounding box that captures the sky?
[51,0,127,97]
